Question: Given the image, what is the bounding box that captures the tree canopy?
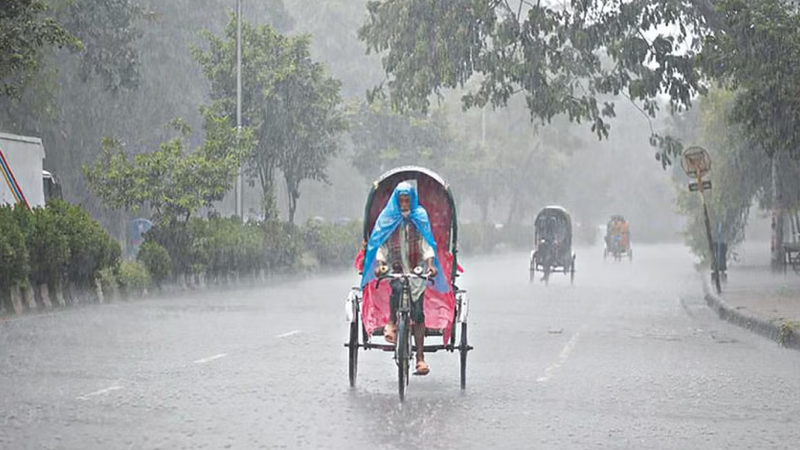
[194,16,346,223]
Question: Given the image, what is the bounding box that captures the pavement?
[702,241,800,349]
[2,243,800,449]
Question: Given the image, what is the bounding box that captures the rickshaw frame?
[345,166,472,396]
[604,215,633,262]
[529,205,576,285]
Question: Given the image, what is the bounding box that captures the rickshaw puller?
[362,182,446,376]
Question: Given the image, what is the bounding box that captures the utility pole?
[235,0,244,222]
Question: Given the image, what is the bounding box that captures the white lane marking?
[77,386,123,400]
[194,353,228,364]
[537,330,582,383]
[276,330,302,338]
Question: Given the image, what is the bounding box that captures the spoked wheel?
[348,320,359,387]
[396,317,411,402]
[570,256,576,285]
[459,323,468,390]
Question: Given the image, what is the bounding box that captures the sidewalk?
[702,242,800,350]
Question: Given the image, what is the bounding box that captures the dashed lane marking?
[194,353,228,364]
[276,330,302,338]
[77,386,123,400]
[537,328,583,383]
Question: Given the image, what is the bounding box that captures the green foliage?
[348,100,456,179]
[302,219,361,268]
[84,113,254,224]
[699,0,800,159]
[675,89,770,263]
[26,207,70,287]
[261,220,302,272]
[118,260,151,297]
[0,0,79,97]
[0,206,30,291]
[51,0,148,92]
[194,16,346,222]
[98,266,119,298]
[0,202,119,302]
[47,200,121,288]
[136,239,171,287]
[358,0,707,159]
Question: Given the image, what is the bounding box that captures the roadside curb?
[701,275,800,351]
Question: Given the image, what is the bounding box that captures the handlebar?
[374,267,433,288]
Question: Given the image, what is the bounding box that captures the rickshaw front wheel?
[348,320,359,387]
[460,323,468,390]
[396,318,411,402]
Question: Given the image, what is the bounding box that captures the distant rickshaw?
[529,206,576,285]
[604,215,632,262]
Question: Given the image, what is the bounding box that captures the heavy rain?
[1,0,799,448]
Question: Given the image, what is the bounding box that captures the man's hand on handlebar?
[426,258,438,278]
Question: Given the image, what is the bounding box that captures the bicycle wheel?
[460,323,468,390]
[396,317,411,402]
[348,320,359,387]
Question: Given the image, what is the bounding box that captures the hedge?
[0,201,121,312]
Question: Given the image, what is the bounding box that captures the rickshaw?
[529,206,576,285]
[345,166,472,401]
[604,215,632,262]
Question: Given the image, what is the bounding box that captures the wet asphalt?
[1,243,799,450]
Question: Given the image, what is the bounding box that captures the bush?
[137,240,172,288]
[118,261,151,297]
[0,206,29,295]
[262,220,302,273]
[302,219,361,268]
[98,267,118,299]
[26,207,70,288]
[48,200,121,290]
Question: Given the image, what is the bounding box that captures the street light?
[235,0,243,222]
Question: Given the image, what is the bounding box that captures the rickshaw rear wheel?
[348,320,359,387]
[570,256,576,285]
[396,318,411,402]
[460,323,468,390]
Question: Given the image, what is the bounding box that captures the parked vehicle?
[0,132,62,208]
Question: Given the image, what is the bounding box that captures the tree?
[270,37,346,224]
[675,89,770,262]
[358,0,710,164]
[194,16,346,223]
[348,100,456,179]
[699,0,800,160]
[84,114,254,225]
[0,0,77,97]
[50,0,149,92]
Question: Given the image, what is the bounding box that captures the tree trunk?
[288,193,297,225]
[10,286,24,315]
[95,278,105,304]
[23,282,36,312]
[54,281,66,307]
[771,154,785,270]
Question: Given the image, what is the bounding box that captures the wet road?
[2,243,799,449]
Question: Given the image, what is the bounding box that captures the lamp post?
[235,0,243,221]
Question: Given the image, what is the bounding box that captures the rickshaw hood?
[360,182,449,292]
